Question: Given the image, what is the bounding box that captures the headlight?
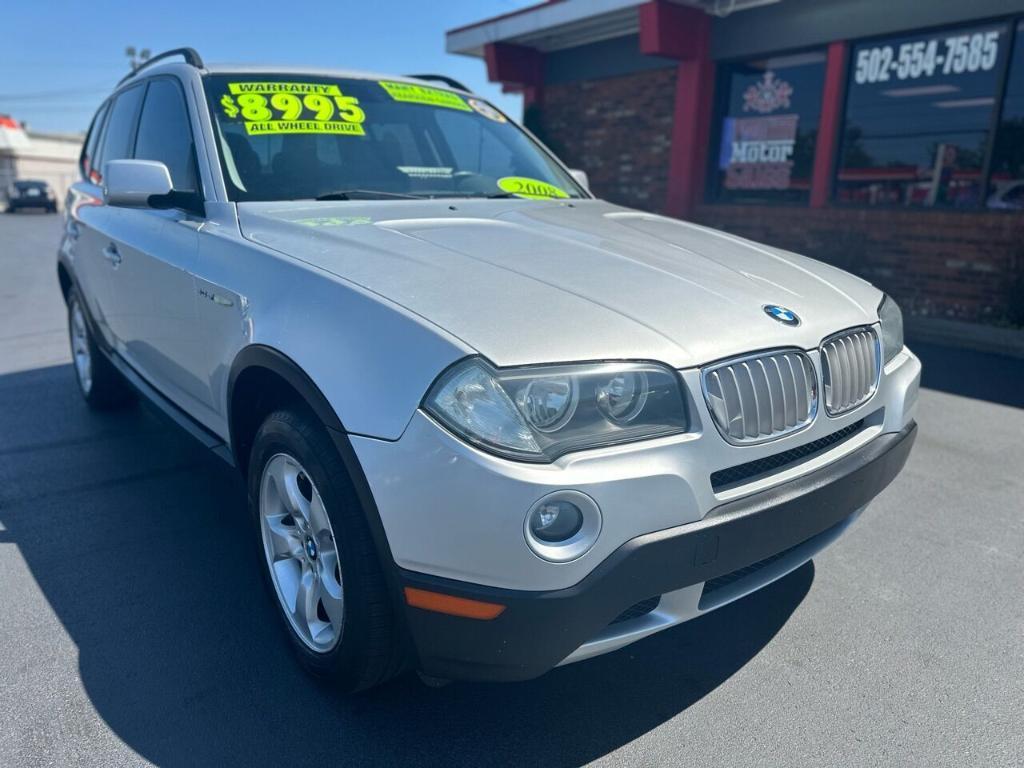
[424,358,688,462]
[515,376,578,432]
[878,294,904,364]
[596,371,649,424]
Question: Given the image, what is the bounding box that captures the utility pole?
[125,46,152,72]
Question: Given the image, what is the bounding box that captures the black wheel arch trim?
[59,260,108,355]
[227,345,414,657]
[227,344,346,444]
[57,252,79,305]
[226,345,390,562]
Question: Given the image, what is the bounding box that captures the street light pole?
[125,46,152,72]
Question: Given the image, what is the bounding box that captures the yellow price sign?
[219,82,366,136]
[378,81,471,111]
[497,177,570,200]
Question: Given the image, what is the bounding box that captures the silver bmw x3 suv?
[59,48,920,691]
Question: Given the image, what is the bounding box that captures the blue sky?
[0,0,534,134]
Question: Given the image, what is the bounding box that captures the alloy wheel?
[259,453,344,652]
[70,299,93,395]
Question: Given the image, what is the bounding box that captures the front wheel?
[248,406,406,691]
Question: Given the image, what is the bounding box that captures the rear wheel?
[249,406,406,691]
[67,287,134,410]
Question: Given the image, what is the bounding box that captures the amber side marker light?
[404,587,506,620]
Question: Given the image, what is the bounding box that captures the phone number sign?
[852,26,1004,86]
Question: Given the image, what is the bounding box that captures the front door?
[100,207,208,414]
[101,76,219,427]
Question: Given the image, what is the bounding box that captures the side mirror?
[569,169,590,191]
[103,160,173,207]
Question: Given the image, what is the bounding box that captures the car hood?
[237,199,882,369]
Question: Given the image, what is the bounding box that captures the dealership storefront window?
[707,17,1024,211]
[711,51,826,204]
[989,20,1024,210]
[836,21,1011,208]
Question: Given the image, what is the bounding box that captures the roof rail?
[118,47,205,85]
[405,74,472,93]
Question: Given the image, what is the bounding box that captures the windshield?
[202,74,585,202]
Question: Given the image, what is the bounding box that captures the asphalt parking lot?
[1,212,1022,767]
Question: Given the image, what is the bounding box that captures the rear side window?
[96,85,145,179]
[81,101,110,183]
[133,78,198,191]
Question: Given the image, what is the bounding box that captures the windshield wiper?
[314,189,427,201]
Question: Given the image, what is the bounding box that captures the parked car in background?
[986,180,1024,210]
[6,179,57,213]
[59,48,920,692]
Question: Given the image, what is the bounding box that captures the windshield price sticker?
[497,177,569,200]
[220,82,366,135]
[854,30,1000,85]
[378,81,471,111]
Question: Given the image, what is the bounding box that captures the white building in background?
[0,116,83,211]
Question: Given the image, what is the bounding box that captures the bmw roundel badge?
[763,304,800,326]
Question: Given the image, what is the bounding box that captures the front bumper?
[353,349,920,593]
[400,421,916,681]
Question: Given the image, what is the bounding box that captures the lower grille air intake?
[710,418,866,490]
[609,596,660,626]
[700,546,797,604]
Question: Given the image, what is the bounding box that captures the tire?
[67,287,134,410]
[248,406,406,691]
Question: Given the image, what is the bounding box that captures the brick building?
[448,0,1024,350]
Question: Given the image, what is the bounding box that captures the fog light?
[529,500,583,542]
[524,490,602,563]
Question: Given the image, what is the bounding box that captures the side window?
[81,101,110,183]
[96,85,145,181]
[133,79,198,191]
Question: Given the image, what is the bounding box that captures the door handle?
[102,243,122,267]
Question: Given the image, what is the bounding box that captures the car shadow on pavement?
[0,364,813,768]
